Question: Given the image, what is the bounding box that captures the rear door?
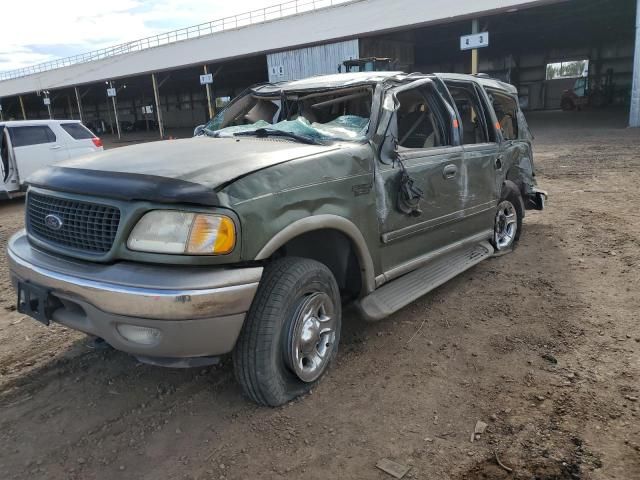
[443,80,500,237]
[8,124,69,184]
[58,122,102,158]
[485,87,536,192]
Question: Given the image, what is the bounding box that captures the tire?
[561,97,575,111]
[591,92,606,109]
[233,257,342,406]
[492,186,523,254]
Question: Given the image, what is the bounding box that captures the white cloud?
[0,0,280,72]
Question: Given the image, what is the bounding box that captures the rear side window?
[445,82,493,145]
[60,123,95,140]
[488,91,519,140]
[9,126,56,147]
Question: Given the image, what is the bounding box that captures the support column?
[19,96,26,120]
[203,64,214,120]
[109,82,122,139]
[630,0,640,127]
[152,73,165,139]
[471,19,479,75]
[105,96,114,134]
[75,87,84,123]
[67,94,74,119]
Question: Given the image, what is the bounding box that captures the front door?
[1,126,19,194]
[9,124,69,185]
[376,80,466,276]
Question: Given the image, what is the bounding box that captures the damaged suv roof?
[253,71,518,96]
[253,71,405,93]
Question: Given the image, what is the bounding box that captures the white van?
[1,120,103,199]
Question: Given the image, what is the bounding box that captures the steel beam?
[67,94,74,119]
[152,73,165,139]
[471,19,479,75]
[75,87,84,123]
[109,82,122,139]
[630,0,640,127]
[204,64,214,120]
[19,95,27,119]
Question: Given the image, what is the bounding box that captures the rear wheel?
[492,187,523,254]
[233,257,341,406]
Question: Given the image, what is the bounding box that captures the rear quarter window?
[487,90,519,141]
[9,126,56,147]
[60,123,95,140]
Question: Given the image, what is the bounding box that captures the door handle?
[50,145,62,150]
[494,156,503,170]
[443,164,458,179]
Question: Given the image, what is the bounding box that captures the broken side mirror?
[193,124,205,137]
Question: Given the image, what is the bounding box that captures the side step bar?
[357,241,494,322]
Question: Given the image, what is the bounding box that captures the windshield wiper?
[234,128,326,145]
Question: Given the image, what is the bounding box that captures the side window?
[396,87,451,150]
[60,123,95,140]
[9,126,56,147]
[488,91,519,141]
[445,82,492,145]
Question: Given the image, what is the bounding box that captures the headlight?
[127,211,236,255]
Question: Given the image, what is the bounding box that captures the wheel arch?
[501,179,526,218]
[255,215,376,297]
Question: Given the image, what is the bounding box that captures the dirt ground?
[0,109,638,480]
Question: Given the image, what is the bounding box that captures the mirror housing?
[193,124,205,137]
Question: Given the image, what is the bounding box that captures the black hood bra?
[28,167,220,206]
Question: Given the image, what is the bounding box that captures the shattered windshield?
[203,86,373,143]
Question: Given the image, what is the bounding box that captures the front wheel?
[233,257,341,406]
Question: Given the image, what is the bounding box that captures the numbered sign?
[200,73,213,85]
[107,88,117,97]
[460,32,490,51]
[43,97,51,105]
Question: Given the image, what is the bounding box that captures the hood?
[27,136,341,206]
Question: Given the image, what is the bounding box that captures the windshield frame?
[203,82,386,144]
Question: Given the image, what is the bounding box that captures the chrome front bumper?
[7,231,262,358]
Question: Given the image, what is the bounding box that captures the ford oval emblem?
[44,214,63,231]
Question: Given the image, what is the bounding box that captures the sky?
[0,0,281,73]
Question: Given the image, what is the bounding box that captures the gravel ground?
[0,108,638,480]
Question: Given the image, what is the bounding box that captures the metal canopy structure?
[0,0,558,98]
[0,0,637,128]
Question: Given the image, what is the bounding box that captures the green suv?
[7,72,546,406]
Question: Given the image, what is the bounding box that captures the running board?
[357,241,494,322]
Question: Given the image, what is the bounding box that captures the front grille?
[27,192,121,254]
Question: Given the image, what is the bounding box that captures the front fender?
[255,214,376,295]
